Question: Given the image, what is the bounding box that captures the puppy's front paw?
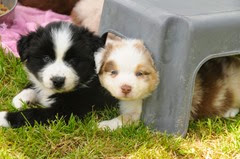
[12,89,36,109]
[223,108,239,118]
[0,111,10,127]
[98,118,122,130]
[12,96,25,109]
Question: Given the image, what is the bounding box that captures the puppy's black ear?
[17,27,44,62]
[17,32,37,62]
[90,34,105,53]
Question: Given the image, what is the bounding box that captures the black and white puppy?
[0,21,117,127]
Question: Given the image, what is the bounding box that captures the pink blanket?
[0,4,70,57]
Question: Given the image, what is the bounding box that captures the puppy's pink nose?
[121,85,132,95]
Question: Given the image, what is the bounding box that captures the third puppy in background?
[71,0,104,33]
[95,39,159,130]
[192,56,240,119]
[71,0,120,42]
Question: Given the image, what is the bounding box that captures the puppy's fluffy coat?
[71,0,104,33]
[70,0,122,43]
[192,56,240,119]
[0,22,118,127]
[95,39,159,130]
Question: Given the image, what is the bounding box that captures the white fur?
[0,112,10,127]
[27,72,55,107]
[51,23,72,60]
[98,117,123,130]
[40,61,79,92]
[94,48,104,74]
[98,100,142,130]
[12,88,37,109]
[223,108,239,118]
[119,100,142,118]
[71,0,104,33]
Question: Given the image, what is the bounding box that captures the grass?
[0,47,240,159]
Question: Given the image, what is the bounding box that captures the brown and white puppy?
[71,0,104,33]
[71,0,121,43]
[192,56,240,119]
[95,39,159,130]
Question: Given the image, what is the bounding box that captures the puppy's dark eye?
[43,56,51,63]
[136,72,143,77]
[111,70,118,75]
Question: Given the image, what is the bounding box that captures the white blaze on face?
[97,39,159,101]
[40,23,79,92]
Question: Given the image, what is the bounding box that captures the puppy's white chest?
[35,87,55,107]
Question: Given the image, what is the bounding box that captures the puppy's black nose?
[51,76,65,89]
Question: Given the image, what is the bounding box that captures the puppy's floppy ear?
[17,27,44,62]
[17,32,37,62]
[94,48,105,74]
[94,33,109,74]
[94,43,113,74]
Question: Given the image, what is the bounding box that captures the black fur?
[5,22,118,128]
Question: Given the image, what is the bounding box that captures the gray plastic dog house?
[99,0,240,136]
